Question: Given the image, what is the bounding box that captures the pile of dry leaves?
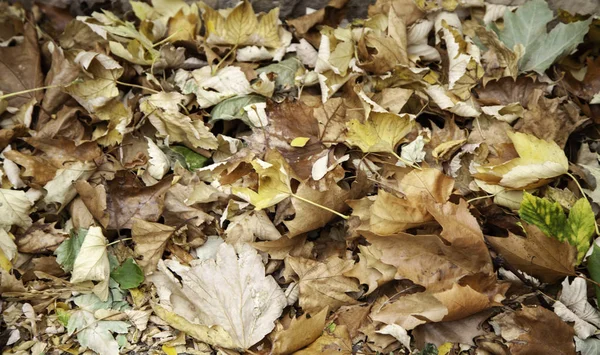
[1,0,600,354]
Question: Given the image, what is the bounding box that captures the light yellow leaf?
[0,189,33,230]
[146,138,170,180]
[474,132,569,189]
[232,157,292,210]
[290,137,310,147]
[140,92,218,150]
[346,113,413,154]
[71,226,110,301]
[0,229,17,261]
[43,161,96,207]
[64,51,124,113]
[201,0,280,48]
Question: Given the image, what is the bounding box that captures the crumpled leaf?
[140,92,218,150]
[150,243,287,350]
[0,229,17,261]
[553,277,600,339]
[232,157,291,210]
[64,51,124,113]
[270,307,328,355]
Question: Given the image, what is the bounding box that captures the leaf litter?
[0,0,599,354]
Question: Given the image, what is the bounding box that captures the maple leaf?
[473,131,569,189]
[201,0,280,48]
[494,0,591,74]
[346,113,413,156]
[149,243,287,350]
[70,226,111,301]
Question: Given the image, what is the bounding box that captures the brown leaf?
[16,220,67,254]
[4,150,57,186]
[294,324,353,355]
[514,89,588,148]
[371,292,448,330]
[225,210,281,244]
[284,179,352,237]
[343,245,396,295]
[41,45,80,115]
[162,183,213,239]
[74,180,109,227]
[0,23,43,108]
[492,306,575,355]
[252,235,312,260]
[34,106,86,143]
[563,57,600,101]
[132,219,175,276]
[475,76,547,107]
[287,256,359,313]
[368,0,424,26]
[271,307,328,355]
[286,0,349,45]
[23,137,102,167]
[486,223,577,283]
[413,309,494,348]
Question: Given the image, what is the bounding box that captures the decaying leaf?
[150,243,286,350]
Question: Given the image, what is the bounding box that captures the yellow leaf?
[167,8,199,42]
[474,132,569,189]
[161,345,177,355]
[0,248,11,271]
[290,137,310,147]
[346,113,413,154]
[201,0,280,48]
[232,156,292,210]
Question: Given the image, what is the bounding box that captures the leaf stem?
[291,193,349,220]
[566,172,600,236]
[391,151,421,170]
[0,82,69,100]
[116,81,159,94]
[212,44,238,75]
[106,238,133,247]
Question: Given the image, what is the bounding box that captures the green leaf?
[256,57,302,90]
[56,308,70,327]
[567,198,596,261]
[55,229,87,273]
[587,243,600,306]
[111,258,144,289]
[519,19,591,74]
[417,343,439,355]
[496,0,591,74]
[519,192,596,263]
[209,94,265,124]
[519,192,569,242]
[170,146,209,170]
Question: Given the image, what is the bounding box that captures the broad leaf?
[71,226,110,301]
[149,243,287,350]
[209,94,265,124]
[55,229,87,273]
[111,258,144,289]
[256,57,303,90]
[496,0,591,74]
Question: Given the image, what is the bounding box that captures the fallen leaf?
[491,306,576,355]
[271,307,328,355]
[150,243,287,350]
[287,256,359,313]
[70,226,110,301]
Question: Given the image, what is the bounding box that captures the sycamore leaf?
[67,309,129,355]
[201,0,280,48]
[179,66,253,108]
[496,0,591,74]
[519,192,570,242]
[287,256,359,313]
[0,229,16,261]
[64,51,124,113]
[256,57,303,90]
[519,192,595,262]
[111,258,144,289]
[0,189,33,230]
[149,243,287,350]
[474,132,568,189]
[345,114,413,154]
[140,92,218,150]
[554,277,600,339]
[232,157,292,210]
[55,229,87,273]
[132,219,174,275]
[71,226,110,301]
